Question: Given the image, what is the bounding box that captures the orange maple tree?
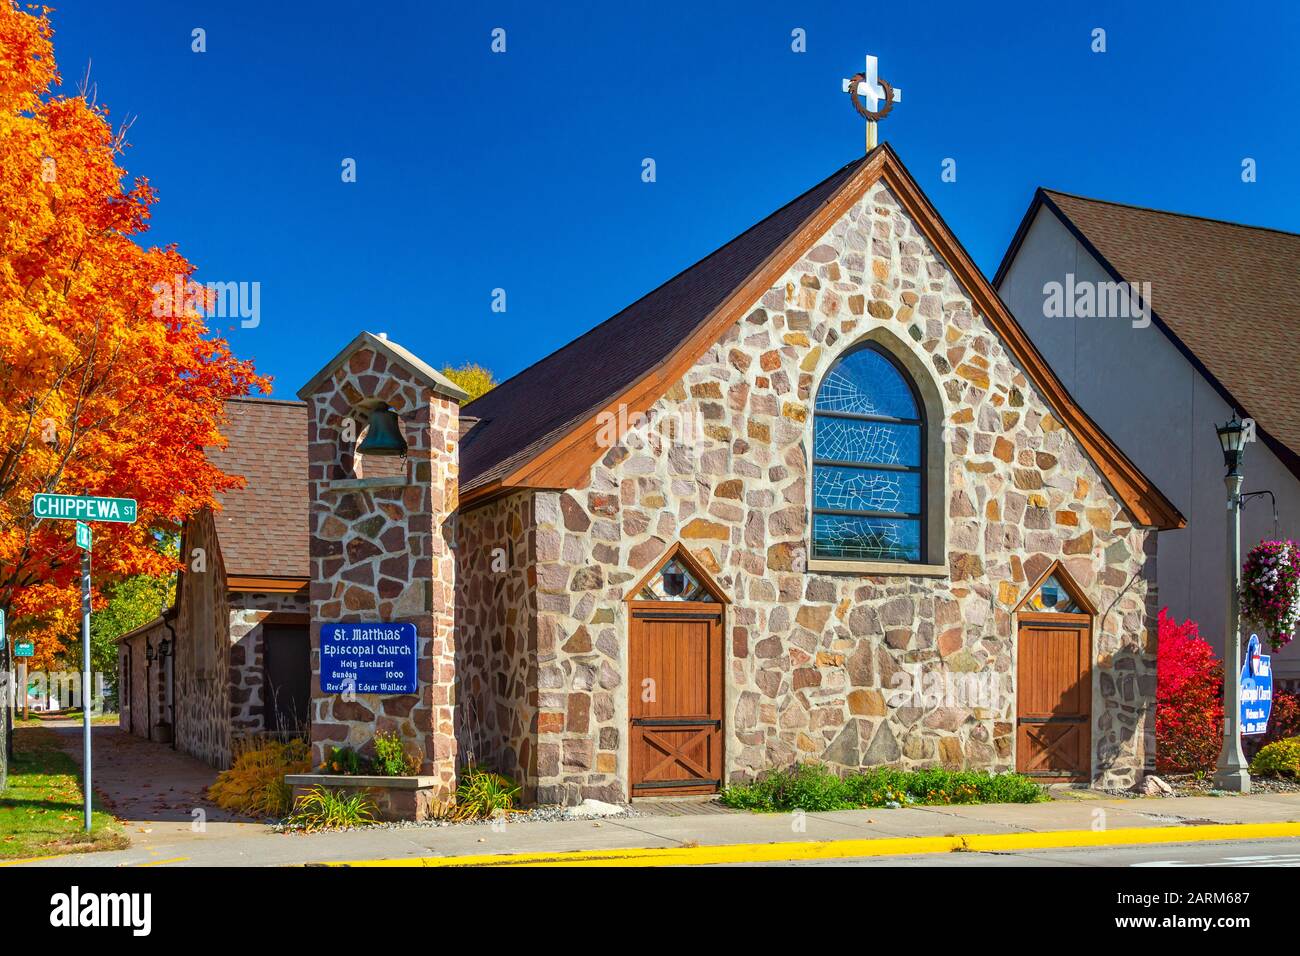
[0,3,269,664]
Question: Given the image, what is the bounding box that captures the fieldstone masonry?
[507,181,1158,801]
[301,178,1160,810]
[300,334,465,808]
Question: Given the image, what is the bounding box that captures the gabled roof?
[994,189,1300,478]
[460,154,871,494]
[297,330,467,403]
[461,143,1183,530]
[206,397,309,580]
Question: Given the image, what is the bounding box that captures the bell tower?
[297,332,468,810]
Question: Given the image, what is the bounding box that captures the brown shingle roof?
[460,145,1182,529]
[206,397,308,579]
[1022,189,1300,469]
[459,153,874,492]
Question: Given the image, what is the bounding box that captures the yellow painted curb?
[325,821,1300,867]
[0,854,64,867]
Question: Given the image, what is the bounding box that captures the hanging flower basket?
[1240,539,1300,652]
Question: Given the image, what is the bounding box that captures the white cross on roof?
[842,54,903,151]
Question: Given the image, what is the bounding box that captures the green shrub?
[371,731,420,777]
[453,765,522,821]
[1249,737,1300,779]
[719,763,1047,812]
[323,745,366,775]
[285,785,377,831]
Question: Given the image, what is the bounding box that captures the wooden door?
[629,603,723,796]
[263,624,311,734]
[1016,615,1091,782]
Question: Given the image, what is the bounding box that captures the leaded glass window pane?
[814,417,920,467]
[811,344,926,564]
[812,514,921,563]
[636,558,716,602]
[814,348,919,419]
[1025,574,1082,613]
[813,466,920,515]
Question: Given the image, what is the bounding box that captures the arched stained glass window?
[812,344,925,563]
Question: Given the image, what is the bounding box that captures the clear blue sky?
[49,0,1300,398]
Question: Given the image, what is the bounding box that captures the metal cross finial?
[842,54,903,152]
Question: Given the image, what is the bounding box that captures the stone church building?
[119,144,1182,804]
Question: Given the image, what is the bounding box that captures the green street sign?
[33,493,137,524]
[13,641,33,658]
[75,521,92,551]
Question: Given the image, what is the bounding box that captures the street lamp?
[1213,415,1251,792]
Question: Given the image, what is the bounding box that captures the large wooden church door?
[627,545,726,797]
[1014,565,1094,782]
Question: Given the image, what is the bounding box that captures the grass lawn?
[0,726,127,860]
[14,710,120,727]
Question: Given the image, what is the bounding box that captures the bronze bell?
[357,404,407,456]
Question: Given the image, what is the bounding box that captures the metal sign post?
[29,497,134,833]
[77,522,92,831]
[0,609,8,769]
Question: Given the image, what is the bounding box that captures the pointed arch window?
[812,343,926,563]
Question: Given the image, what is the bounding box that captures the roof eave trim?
[877,159,1184,530]
[478,145,1185,532]
[1023,193,1300,487]
[296,331,468,403]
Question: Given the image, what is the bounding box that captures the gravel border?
[1078,773,1300,800]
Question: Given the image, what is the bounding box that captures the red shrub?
[1156,609,1224,773]
[1266,689,1300,743]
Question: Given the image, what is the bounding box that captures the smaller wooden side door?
[628,603,723,796]
[1016,614,1091,782]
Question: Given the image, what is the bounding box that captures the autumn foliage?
[0,4,268,662]
[1155,609,1225,774]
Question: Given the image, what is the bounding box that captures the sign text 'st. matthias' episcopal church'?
[118,119,1181,809]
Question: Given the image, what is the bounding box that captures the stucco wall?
[998,207,1300,679]
[525,182,1158,803]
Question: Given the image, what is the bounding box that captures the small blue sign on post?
[1241,633,1273,736]
[319,623,418,695]
[75,521,92,551]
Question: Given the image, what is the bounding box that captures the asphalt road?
[734,837,1300,866]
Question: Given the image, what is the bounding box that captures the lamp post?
[1213,415,1251,792]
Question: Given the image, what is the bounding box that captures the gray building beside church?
[996,189,1300,681]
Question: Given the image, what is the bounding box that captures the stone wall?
[117,618,168,741]
[454,489,539,798]
[525,181,1158,802]
[305,345,459,801]
[229,590,310,736]
[173,508,236,768]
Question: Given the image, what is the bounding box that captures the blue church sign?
[320,623,418,695]
[1240,633,1273,737]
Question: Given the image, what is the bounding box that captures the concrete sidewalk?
[13,788,1300,868]
[39,722,260,851]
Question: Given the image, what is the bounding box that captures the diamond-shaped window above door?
[636,558,717,602]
